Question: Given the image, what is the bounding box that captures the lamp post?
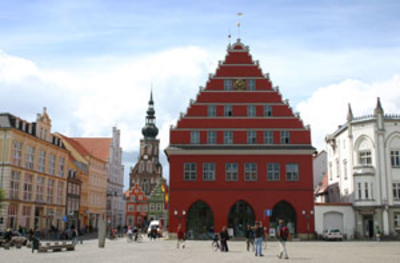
[174,209,186,233]
[302,209,314,241]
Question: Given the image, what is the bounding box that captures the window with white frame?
[23,174,33,201]
[36,177,44,202]
[225,163,238,181]
[47,179,54,204]
[247,79,256,90]
[8,204,17,229]
[156,203,162,211]
[190,131,200,144]
[247,106,256,117]
[365,182,369,199]
[267,163,280,181]
[137,205,141,212]
[58,157,65,177]
[184,163,197,181]
[393,183,400,200]
[49,154,56,175]
[280,131,290,144]
[359,151,372,165]
[22,206,31,228]
[130,195,135,201]
[207,131,217,144]
[224,79,232,90]
[149,203,155,212]
[395,214,400,230]
[224,105,233,117]
[224,131,233,144]
[370,182,374,199]
[12,141,22,166]
[247,130,257,144]
[38,150,46,173]
[9,170,20,199]
[208,105,216,117]
[336,159,340,178]
[391,150,400,167]
[203,163,215,181]
[57,181,64,205]
[25,146,35,170]
[264,105,272,117]
[138,195,143,200]
[143,205,148,212]
[264,131,274,144]
[244,163,257,181]
[329,162,333,181]
[343,160,348,180]
[286,163,299,181]
[128,205,134,212]
[357,182,362,200]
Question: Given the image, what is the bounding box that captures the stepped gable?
[170,39,311,146]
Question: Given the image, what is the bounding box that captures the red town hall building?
[165,39,315,239]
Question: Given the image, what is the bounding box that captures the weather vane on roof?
[237,12,243,40]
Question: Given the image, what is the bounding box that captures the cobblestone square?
[2,238,400,263]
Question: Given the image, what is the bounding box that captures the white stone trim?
[165,147,315,156]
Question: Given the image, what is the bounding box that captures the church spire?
[142,90,159,140]
[347,103,353,122]
[374,97,384,116]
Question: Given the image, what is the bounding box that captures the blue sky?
[1,0,400,187]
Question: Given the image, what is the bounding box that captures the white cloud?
[297,74,400,151]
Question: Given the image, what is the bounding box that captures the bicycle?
[211,234,221,252]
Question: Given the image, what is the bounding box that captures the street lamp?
[302,210,314,241]
[174,209,186,229]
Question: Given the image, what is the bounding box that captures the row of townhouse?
[0,108,125,232]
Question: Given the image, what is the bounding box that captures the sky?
[1,0,400,189]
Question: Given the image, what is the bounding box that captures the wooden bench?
[38,242,75,253]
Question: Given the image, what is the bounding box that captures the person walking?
[277,219,290,259]
[177,224,186,249]
[32,229,41,253]
[245,225,254,252]
[254,222,264,257]
[219,226,229,252]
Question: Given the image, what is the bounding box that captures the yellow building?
[0,108,68,232]
[58,136,108,230]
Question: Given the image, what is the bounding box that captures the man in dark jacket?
[245,225,254,252]
[219,226,229,252]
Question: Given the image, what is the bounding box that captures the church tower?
[129,91,162,195]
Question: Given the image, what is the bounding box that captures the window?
[23,174,33,201]
[247,106,256,117]
[224,131,233,144]
[184,163,197,181]
[49,154,56,175]
[365,182,369,199]
[244,163,257,181]
[9,170,20,199]
[359,151,372,165]
[8,204,17,229]
[286,163,299,181]
[224,79,232,90]
[12,141,22,166]
[156,203,162,211]
[47,179,54,204]
[38,150,46,173]
[225,163,238,181]
[203,163,215,181]
[208,105,216,117]
[36,177,44,202]
[22,206,31,228]
[130,195,136,201]
[267,163,280,181]
[137,205,141,212]
[149,203,155,212]
[370,182,374,199]
[190,131,200,144]
[57,181,64,205]
[264,105,272,117]
[329,162,333,181]
[143,205,148,212]
[280,131,290,144]
[128,205,134,212]
[336,159,340,178]
[207,131,217,144]
[247,130,257,144]
[25,146,35,170]
[358,183,362,199]
[264,131,274,144]
[343,160,348,180]
[391,150,400,167]
[395,214,400,230]
[138,195,143,200]
[224,105,233,117]
[247,79,256,91]
[58,157,65,177]
[393,183,400,200]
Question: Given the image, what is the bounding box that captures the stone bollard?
[98,218,107,248]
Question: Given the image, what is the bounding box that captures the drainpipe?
[1,130,7,189]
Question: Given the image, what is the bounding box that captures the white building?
[313,150,327,188]
[324,98,400,238]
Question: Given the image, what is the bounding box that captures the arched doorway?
[228,200,255,238]
[185,200,214,240]
[270,201,296,236]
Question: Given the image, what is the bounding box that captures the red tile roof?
[72,138,112,162]
[315,172,329,195]
[59,134,90,157]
